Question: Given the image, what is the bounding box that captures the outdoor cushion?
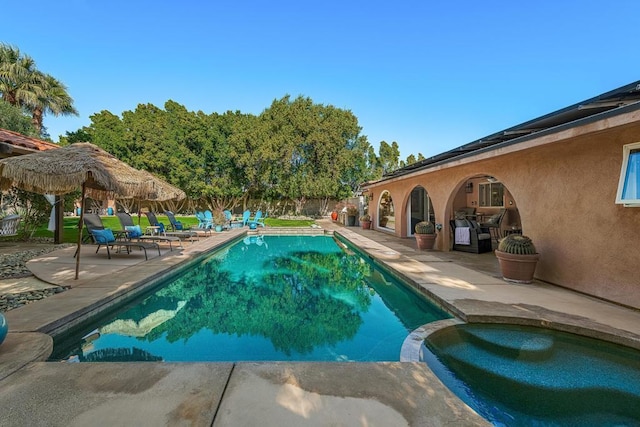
[486,214,501,224]
[125,225,143,238]
[478,233,492,240]
[454,219,469,227]
[91,228,115,244]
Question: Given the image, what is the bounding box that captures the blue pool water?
[51,235,450,362]
[422,323,640,426]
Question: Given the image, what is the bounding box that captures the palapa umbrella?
[118,170,186,224]
[0,142,172,279]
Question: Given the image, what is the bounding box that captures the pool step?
[457,326,555,361]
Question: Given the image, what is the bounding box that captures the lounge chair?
[166,210,211,236]
[164,210,184,231]
[0,214,21,238]
[117,212,182,250]
[82,213,160,260]
[144,211,199,242]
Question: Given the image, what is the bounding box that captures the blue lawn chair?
[247,210,263,229]
[203,210,214,229]
[241,210,251,226]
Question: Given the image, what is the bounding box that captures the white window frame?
[478,182,504,207]
[615,142,640,207]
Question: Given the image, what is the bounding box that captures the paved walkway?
[0,222,639,426]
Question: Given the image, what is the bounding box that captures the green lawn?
[32,215,316,243]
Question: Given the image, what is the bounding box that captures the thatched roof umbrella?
[0,142,163,279]
[117,170,186,224]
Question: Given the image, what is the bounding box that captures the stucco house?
[361,81,640,310]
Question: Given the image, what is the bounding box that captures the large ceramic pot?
[415,233,436,250]
[347,215,356,226]
[361,220,371,229]
[0,313,7,346]
[331,211,338,221]
[495,250,540,283]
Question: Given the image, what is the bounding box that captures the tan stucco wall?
[364,114,640,309]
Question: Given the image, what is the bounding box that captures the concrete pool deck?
[1,221,639,426]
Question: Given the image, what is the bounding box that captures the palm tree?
[0,44,43,108]
[0,43,77,135]
[30,73,78,134]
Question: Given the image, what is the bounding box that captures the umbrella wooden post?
[75,183,86,280]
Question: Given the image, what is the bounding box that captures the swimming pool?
[422,323,640,426]
[51,235,451,362]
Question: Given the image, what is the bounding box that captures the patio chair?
[117,212,182,250]
[480,208,507,243]
[247,210,266,228]
[144,211,199,242]
[82,213,160,260]
[247,210,263,229]
[0,214,21,238]
[194,211,210,229]
[163,210,184,231]
[204,210,214,228]
[241,210,251,226]
[450,219,492,254]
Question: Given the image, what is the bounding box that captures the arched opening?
[378,191,395,230]
[450,175,522,249]
[407,186,434,236]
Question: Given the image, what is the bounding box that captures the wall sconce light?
[465,182,473,193]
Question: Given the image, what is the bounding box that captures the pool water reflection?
[51,235,450,362]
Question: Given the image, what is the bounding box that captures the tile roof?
[0,128,59,156]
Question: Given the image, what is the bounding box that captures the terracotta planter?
[361,220,371,229]
[331,211,338,221]
[415,233,436,250]
[495,250,540,284]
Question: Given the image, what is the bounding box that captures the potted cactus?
[360,214,371,229]
[495,234,539,283]
[414,221,436,250]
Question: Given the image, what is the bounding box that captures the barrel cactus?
[498,234,537,255]
[415,221,435,234]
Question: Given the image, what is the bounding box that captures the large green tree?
[230,95,373,214]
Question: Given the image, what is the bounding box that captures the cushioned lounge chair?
[144,211,199,241]
[450,218,492,254]
[117,212,182,250]
[82,213,160,259]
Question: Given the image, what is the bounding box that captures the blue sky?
[3,1,640,159]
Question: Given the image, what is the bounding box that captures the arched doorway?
[378,191,395,230]
[453,175,522,240]
[407,186,434,236]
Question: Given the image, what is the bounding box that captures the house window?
[479,182,504,207]
[616,142,640,206]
